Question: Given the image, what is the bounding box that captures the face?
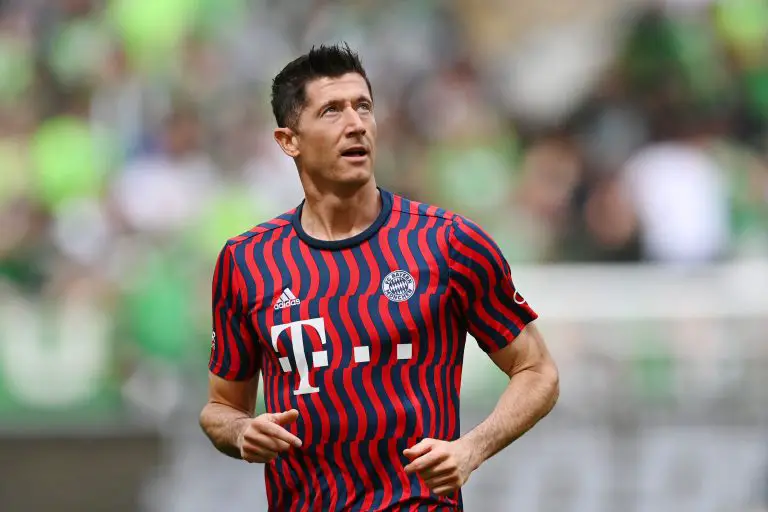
[275,73,377,189]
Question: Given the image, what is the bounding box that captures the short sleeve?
[209,243,259,380]
[448,217,538,353]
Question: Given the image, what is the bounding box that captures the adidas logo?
[274,288,301,310]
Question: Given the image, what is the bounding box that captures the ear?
[274,127,300,158]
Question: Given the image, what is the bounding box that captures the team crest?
[382,270,416,302]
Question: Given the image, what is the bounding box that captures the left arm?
[404,216,559,496]
[404,323,558,495]
[462,322,558,465]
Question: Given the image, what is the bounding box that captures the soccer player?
[200,43,559,511]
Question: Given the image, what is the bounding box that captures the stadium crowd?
[0,0,766,419]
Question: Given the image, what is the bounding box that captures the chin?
[334,164,373,186]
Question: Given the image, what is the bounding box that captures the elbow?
[541,360,560,414]
[199,405,209,435]
[199,401,215,438]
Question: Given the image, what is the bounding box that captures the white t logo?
[270,317,328,395]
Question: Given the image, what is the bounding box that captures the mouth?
[340,146,369,161]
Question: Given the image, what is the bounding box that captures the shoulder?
[388,191,494,244]
[223,209,296,252]
[390,192,461,224]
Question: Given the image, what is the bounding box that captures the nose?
[343,107,366,136]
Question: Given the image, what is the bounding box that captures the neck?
[299,178,381,242]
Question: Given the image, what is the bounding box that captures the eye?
[321,105,339,116]
[357,102,372,112]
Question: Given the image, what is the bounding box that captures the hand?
[237,409,302,463]
[403,438,477,496]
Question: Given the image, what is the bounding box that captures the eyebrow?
[316,95,373,112]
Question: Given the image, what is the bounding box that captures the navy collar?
[292,188,393,250]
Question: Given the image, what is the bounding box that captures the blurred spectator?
[505,134,584,262]
[0,2,765,511]
[0,0,765,433]
[622,105,730,264]
[112,102,216,236]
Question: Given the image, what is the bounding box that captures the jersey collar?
[292,188,393,250]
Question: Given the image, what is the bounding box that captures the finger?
[421,460,455,479]
[270,409,299,426]
[248,433,292,453]
[243,423,299,450]
[404,450,446,474]
[259,421,303,448]
[252,447,279,460]
[269,438,292,452]
[432,485,458,497]
[424,473,457,489]
[242,446,278,463]
[403,438,435,460]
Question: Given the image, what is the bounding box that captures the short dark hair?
[271,43,372,129]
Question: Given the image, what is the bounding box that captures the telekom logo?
[270,318,328,395]
[270,317,413,395]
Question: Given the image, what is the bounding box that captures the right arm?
[200,243,301,462]
[199,372,260,459]
[200,371,301,461]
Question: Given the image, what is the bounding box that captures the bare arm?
[203,244,300,462]
[405,218,557,496]
[403,322,558,495]
[462,322,559,468]
[200,372,260,459]
[200,371,302,462]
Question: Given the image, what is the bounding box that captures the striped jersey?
[209,189,537,511]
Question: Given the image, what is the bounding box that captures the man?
[200,43,559,511]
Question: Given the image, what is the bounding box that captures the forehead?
[303,73,371,106]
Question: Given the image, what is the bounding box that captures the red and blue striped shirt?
[209,189,537,511]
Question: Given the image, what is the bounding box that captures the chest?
[246,241,452,391]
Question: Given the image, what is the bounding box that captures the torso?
[232,191,464,510]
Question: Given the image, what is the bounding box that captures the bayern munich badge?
[382,270,416,302]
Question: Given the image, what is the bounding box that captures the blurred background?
[0,0,767,510]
